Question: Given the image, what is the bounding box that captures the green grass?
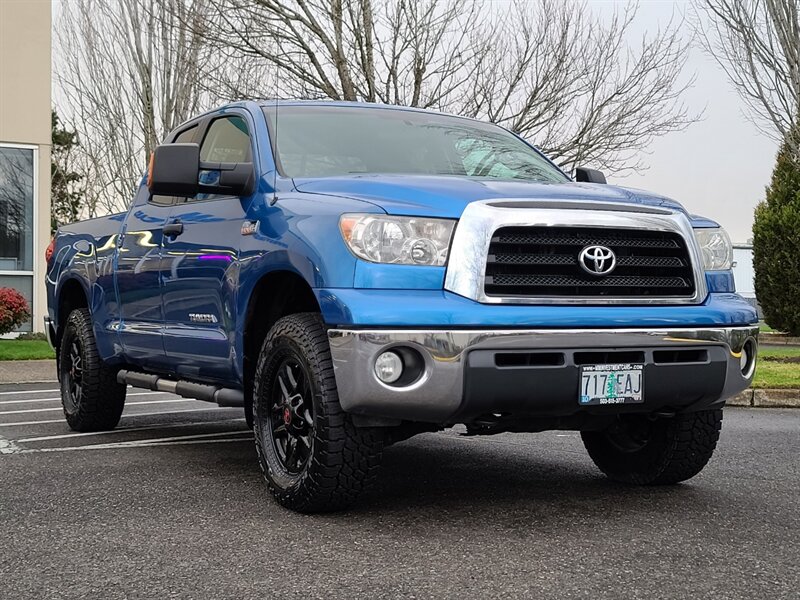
[752,346,800,388]
[0,339,55,361]
[759,322,776,333]
[753,361,800,389]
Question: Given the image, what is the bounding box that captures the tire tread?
[60,308,126,432]
[581,410,722,485]
[253,313,383,512]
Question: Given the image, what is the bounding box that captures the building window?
[0,145,35,332]
[0,146,34,271]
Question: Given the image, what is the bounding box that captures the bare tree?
[194,0,484,106]
[198,0,697,173]
[55,0,218,216]
[695,0,800,155]
[463,2,696,173]
[56,0,700,216]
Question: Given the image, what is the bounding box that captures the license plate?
[579,364,644,405]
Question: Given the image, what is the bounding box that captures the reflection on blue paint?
[132,210,165,224]
[199,170,220,185]
[172,211,225,223]
[198,254,233,262]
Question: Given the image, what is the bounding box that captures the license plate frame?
[579,363,644,406]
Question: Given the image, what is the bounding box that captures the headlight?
[694,227,733,270]
[339,214,456,266]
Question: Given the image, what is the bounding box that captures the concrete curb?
[0,360,57,384]
[759,333,800,346]
[729,388,800,408]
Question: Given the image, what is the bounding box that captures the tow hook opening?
[740,338,757,379]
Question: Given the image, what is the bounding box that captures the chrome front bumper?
[328,326,759,423]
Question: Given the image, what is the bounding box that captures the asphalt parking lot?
[1,383,798,599]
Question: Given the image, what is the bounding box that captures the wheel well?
[57,279,88,344]
[243,271,322,394]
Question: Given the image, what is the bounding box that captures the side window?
[149,124,199,206]
[189,116,252,203]
[200,116,251,163]
[174,125,198,144]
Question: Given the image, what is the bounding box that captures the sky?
[590,0,778,243]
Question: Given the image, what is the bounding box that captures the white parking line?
[0,407,238,428]
[0,398,205,416]
[97,429,252,445]
[21,437,250,453]
[0,388,59,396]
[0,398,67,405]
[0,391,172,405]
[16,430,253,454]
[0,385,152,397]
[16,418,246,443]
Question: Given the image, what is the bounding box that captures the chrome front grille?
[444,200,707,305]
[484,226,695,298]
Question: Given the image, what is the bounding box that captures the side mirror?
[148,142,256,197]
[575,166,607,184]
[148,143,200,196]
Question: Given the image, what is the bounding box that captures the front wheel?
[581,410,723,485]
[253,313,383,513]
[59,308,126,432]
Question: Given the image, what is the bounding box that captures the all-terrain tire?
[252,313,384,513]
[581,410,723,485]
[59,308,126,432]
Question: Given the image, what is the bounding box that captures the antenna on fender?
[269,63,279,206]
[270,94,279,205]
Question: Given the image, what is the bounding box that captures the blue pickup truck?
[45,101,758,512]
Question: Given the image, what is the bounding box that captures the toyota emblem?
[579,245,616,276]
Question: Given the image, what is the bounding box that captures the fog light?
[375,351,403,383]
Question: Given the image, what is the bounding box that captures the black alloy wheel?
[601,415,654,453]
[63,336,84,413]
[268,356,314,474]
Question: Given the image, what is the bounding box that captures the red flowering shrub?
[0,288,30,335]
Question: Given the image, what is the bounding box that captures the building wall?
[0,0,52,333]
[732,246,755,298]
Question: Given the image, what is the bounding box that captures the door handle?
[162,222,184,238]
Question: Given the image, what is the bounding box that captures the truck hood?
[293,174,688,219]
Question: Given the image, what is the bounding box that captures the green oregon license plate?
[579,364,644,405]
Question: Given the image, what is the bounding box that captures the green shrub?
[753,131,800,335]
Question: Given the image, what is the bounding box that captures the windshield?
[263,105,568,183]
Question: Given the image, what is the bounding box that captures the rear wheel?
[59,308,126,432]
[581,410,722,485]
[253,313,383,513]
